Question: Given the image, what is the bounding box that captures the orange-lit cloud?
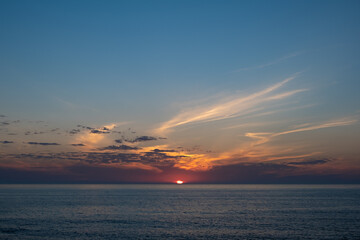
[155,75,305,134]
[74,122,127,149]
[161,117,358,171]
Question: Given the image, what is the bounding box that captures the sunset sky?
[1,0,359,183]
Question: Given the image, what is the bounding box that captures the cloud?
[265,152,322,162]
[114,139,123,143]
[69,129,81,134]
[195,161,360,184]
[142,151,185,160]
[2,147,189,171]
[266,89,308,100]
[126,136,157,143]
[155,75,305,134]
[25,131,45,135]
[91,129,110,134]
[152,149,177,153]
[272,118,357,137]
[246,117,358,145]
[27,142,60,146]
[71,143,85,147]
[100,145,139,150]
[0,115,6,118]
[0,141,13,144]
[0,121,10,126]
[77,125,94,130]
[1,146,358,184]
[75,123,124,136]
[1,161,359,184]
[0,165,163,183]
[287,159,330,165]
[232,52,302,72]
[74,123,120,148]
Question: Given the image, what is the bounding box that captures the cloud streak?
[273,118,357,137]
[233,52,302,72]
[27,142,60,146]
[287,158,331,165]
[246,117,358,145]
[100,145,139,151]
[156,75,305,134]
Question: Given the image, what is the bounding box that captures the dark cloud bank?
[0,153,358,183]
[0,163,358,184]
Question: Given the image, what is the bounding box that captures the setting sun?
[176,180,184,184]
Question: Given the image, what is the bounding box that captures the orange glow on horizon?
[176,180,184,184]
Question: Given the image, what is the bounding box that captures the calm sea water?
[0,184,359,239]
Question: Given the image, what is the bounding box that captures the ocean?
[0,184,359,239]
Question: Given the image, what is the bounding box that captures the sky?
[0,0,359,183]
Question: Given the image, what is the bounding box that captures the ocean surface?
[0,184,359,239]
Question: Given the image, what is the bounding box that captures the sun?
[176,180,184,184]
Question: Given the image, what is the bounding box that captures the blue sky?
[0,0,359,183]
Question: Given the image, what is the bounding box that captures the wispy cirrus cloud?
[246,117,358,145]
[232,52,302,72]
[272,118,357,137]
[155,75,306,134]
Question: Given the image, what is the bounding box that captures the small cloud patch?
[152,149,177,153]
[127,136,157,143]
[27,142,60,146]
[77,125,94,130]
[287,159,330,165]
[91,129,110,134]
[71,143,85,147]
[69,129,81,134]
